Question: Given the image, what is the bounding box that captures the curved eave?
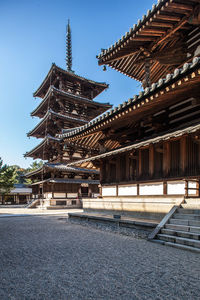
[97,0,199,82]
[27,109,88,138]
[31,86,112,118]
[58,57,200,140]
[33,63,108,98]
[25,164,99,177]
[68,122,200,169]
[24,135,60,158]
[31,178,100,185]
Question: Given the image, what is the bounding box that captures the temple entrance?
[81,186,88,197]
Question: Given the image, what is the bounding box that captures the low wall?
[82,195,184,221]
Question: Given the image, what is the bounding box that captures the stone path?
[0,215,200,300]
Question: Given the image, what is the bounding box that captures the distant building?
[0,184,32,205]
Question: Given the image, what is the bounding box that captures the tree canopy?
[0,158,16,196]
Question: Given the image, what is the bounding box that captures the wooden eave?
[97,0,200,83]
[31,178,100,185]
[58,57,200,151]
[27,109,87,138]
[33,63,108,99]
[31,86,112,118]
[24,135,60,159]
[26,163,99,177]
[68,122,200,169]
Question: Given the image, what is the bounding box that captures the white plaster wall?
[92,193,100,198]
[102,186,117,197]
[54,193,66,198]
[188,181,197,195]
[118,185,137,196]
[45,193,52,199]
[167,181,185,195]
[139,183,163,195]
[67,193,78,198]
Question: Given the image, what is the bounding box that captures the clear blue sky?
[0,0,155,168]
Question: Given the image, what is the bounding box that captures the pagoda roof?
[31,86,112,118]
[27,109,87,138]
[97,0,200,83]
[26,162,99,177]
[24,135,60,159]
[68,122,200,170]
[33,63,108,98]
[31,178,99,185]
[58,56,200,149]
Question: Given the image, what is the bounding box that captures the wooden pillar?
[116,184,119,197]
[163,141,170,177]
[149,144,154,178]
[138,149,142,178]
[116,157,120,183]
[100,161,103,183]
[137,184,140,196]
[197,180,200,197]
[126,153,130,181]
[180,136,187,176]
[185,180,188,197]
[163,181,167,195]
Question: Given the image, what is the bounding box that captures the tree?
[0,158,16,204]
[26,161,43,172]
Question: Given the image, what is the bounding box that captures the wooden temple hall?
[25,21,111,209]
[59,0,200,221]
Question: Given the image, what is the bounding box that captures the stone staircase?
[26,199,40,208]
[151,199,200,253]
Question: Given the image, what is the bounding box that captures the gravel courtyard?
[0,216,200,300]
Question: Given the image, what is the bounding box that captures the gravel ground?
[0,216,200,300]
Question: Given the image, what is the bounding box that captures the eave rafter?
[97,0,200,82]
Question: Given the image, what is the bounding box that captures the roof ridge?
[59,56,200,140]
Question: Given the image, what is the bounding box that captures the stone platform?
[68,212,159,230]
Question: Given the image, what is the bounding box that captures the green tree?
[0,158,16,204]
[26,161,43,172]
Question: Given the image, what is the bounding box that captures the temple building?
[25,21,111,209]
[59,1,200,250]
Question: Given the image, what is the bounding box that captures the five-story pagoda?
[25,21,111,209]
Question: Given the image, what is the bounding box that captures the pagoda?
[25,20,111,208]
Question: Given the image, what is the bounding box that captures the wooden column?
[163,181,167,195]
[116,157,121,183]
[149,144,154,178]
[100,161,103,184]
[180,136,187,176]
[138,149,142,178]
[163,141,170,177]
[126,153,130,181]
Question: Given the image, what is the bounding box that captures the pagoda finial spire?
[66,19,73,72]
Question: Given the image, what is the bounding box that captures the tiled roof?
[97,0,171,60]
[33,63,108,98]
[24,135,60,158]
[31,178,99,185]
[31,86,112,117]
[27,109,87,137]
[68,122,200,167]
[26,163,99,177]
[58,57,200,140]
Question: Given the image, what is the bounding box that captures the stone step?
[181,204,200,210]
[161,228,200,240]
[165,223,200,233]
[184,198,200,205]
[177,208,200,214]
[157,234,200,248]
[173,213,200,220]
[165,242,200,253]
[169,218,200,227]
